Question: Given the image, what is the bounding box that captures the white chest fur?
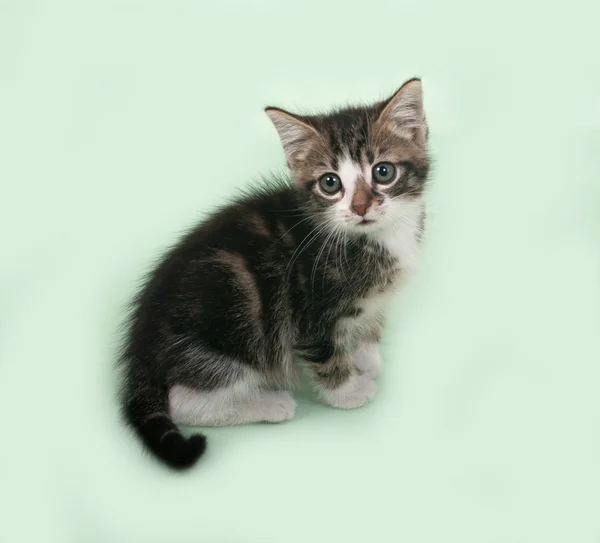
[375,198,424,275]
[336,198,424,345]
[356,198,424,319]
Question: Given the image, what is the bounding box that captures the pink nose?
[352,201,369,216]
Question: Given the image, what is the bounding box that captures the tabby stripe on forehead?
[329,130,341,157]
[350,135,366,162]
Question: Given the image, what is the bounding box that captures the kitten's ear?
[376,79,427,144]
[265,107,318,164]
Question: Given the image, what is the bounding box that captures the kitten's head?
[266,79,429,234]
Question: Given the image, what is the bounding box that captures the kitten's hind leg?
[169,380,296,427]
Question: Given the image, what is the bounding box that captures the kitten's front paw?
[319,374,377,409]
[353,343,383,379]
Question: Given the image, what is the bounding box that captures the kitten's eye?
[318,173,342,195]
[372,162,396,184]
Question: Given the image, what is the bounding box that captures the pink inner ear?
[377,81,426,143]
[265,108,320,165]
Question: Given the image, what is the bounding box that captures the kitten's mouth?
[358,219,376,226]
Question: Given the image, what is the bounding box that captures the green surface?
[1,1,599,542]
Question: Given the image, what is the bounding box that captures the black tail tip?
[158,432,207,470]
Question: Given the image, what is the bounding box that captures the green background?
[1,1,599,541]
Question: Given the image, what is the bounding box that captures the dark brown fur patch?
[310,354,353,390]
[246,214,271,237]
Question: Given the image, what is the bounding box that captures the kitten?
[119,78,429,469]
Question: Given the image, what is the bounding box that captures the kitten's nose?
[352,201,369,216]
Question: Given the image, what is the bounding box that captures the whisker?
[311,222,339,291]
[322,223,344,291]
[285,219,335,278]
[269,215,315,250]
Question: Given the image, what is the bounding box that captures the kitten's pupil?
[378,166,388,176]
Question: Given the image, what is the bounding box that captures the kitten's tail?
[122,375,206,470]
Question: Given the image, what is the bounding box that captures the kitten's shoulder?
[182,174,298,249]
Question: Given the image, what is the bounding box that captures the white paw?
[319,374,377,409]
[353,343,383,379]
[253,391,297,423]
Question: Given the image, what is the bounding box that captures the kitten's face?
[266,79,429,235]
